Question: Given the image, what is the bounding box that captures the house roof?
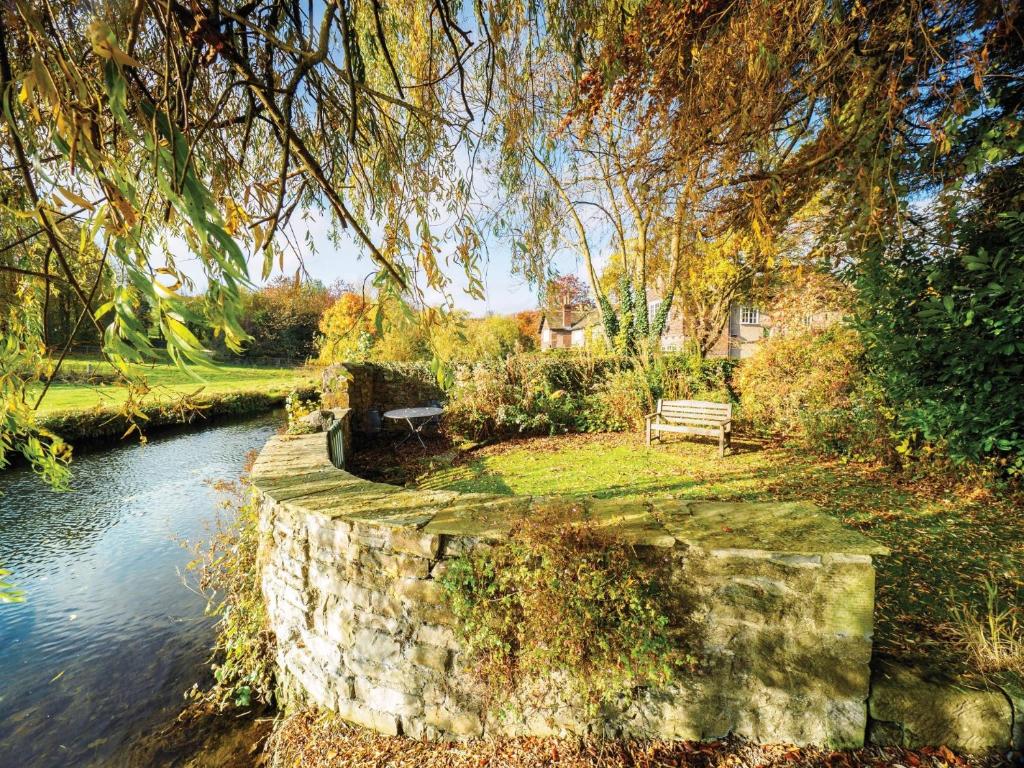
[539,306,602,332]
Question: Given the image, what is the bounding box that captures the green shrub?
[442,351,735,439]
[581,367,652,432]
[439,501,691,709]
[855,211,1024,476]
[441,362,515,438]
[653,354,738,403]
[443,353,610,438]
[798,377,898,463]
[734,326,865,439]
[185,470,276,710]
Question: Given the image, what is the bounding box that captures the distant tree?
[432,313,534,366]
[318,290,430,363]
[541,274,593,312]
[373,318,432,362]
[234,277,341,361]
[514,310,542,348]
[318,292,377,363]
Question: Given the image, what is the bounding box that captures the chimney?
[562,294,572,327]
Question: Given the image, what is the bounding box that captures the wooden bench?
[645,399,733,457]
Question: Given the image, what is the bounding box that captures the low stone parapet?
[249,427,914,747]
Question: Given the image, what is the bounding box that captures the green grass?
[415,432,1024,674]
[34,355,317,415]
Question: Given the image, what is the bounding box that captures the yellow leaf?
[155,266,183,294]
[87,20,142,68]
[57,186,94,211]
[18,74,33,104]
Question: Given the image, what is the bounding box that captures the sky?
[264,218,572,316]
[172,187,597,318]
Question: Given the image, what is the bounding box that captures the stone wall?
[252,429,905,748]
[321,362,443,435]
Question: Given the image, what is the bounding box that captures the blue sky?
[172,208,587,316]
[272,227,563,315]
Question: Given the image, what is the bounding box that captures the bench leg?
[718,429,725,458]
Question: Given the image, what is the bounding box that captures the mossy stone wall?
[321,363,442,435]
[252,428,896,747]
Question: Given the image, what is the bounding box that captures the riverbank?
[34,356,315,414]
[39,388,316,447]
[30,355,318,447]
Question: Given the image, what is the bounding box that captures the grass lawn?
[411,431,1024,675]
[34,355,317,415]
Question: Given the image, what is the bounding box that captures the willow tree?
[570,0,1020,271]
[481,13,689,360]
[0,0,509,484]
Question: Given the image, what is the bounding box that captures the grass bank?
[34,355,318,445]
[407,432,1024,678]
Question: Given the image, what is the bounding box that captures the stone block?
[346,656,430,692]
[351,522,388,549]
[659,500,889,556]
[394,577,443,604]
[585,498,675,547]
[425,705,483,737]
[416,624,459,650]
[371,591,407,620]
[868,661,1012,752]
[301,630,343,671]
[342,581,374,610]
[395,554,431,579]
[430,560,449,580]
[412,602,458,627]
[352,628,402,663]
[308,517,341,551]
[335,698,400,736]
[410,643,450,674]
[391,529,442,559]
[355,679,424,716]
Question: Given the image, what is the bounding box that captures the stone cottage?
[540,297,839,358]
[538,304,603,350]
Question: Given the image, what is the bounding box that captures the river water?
[0,412,281,768]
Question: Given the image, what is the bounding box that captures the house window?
[740,306,760,325]
[648,300,661,320]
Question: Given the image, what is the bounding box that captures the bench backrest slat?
[657,399,731,420]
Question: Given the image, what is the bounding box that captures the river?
[0,412,282,768]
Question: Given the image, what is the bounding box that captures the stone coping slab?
[657,500,891,556]
[251,433,889,556]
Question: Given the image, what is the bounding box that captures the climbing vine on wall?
[439,501,696,710]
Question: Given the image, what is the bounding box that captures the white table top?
[383,406,443,420]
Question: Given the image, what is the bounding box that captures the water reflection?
[0,412,281,767]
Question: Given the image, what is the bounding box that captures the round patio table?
[383,406,443,449]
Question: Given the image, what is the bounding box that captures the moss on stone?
[657,501,890,556]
